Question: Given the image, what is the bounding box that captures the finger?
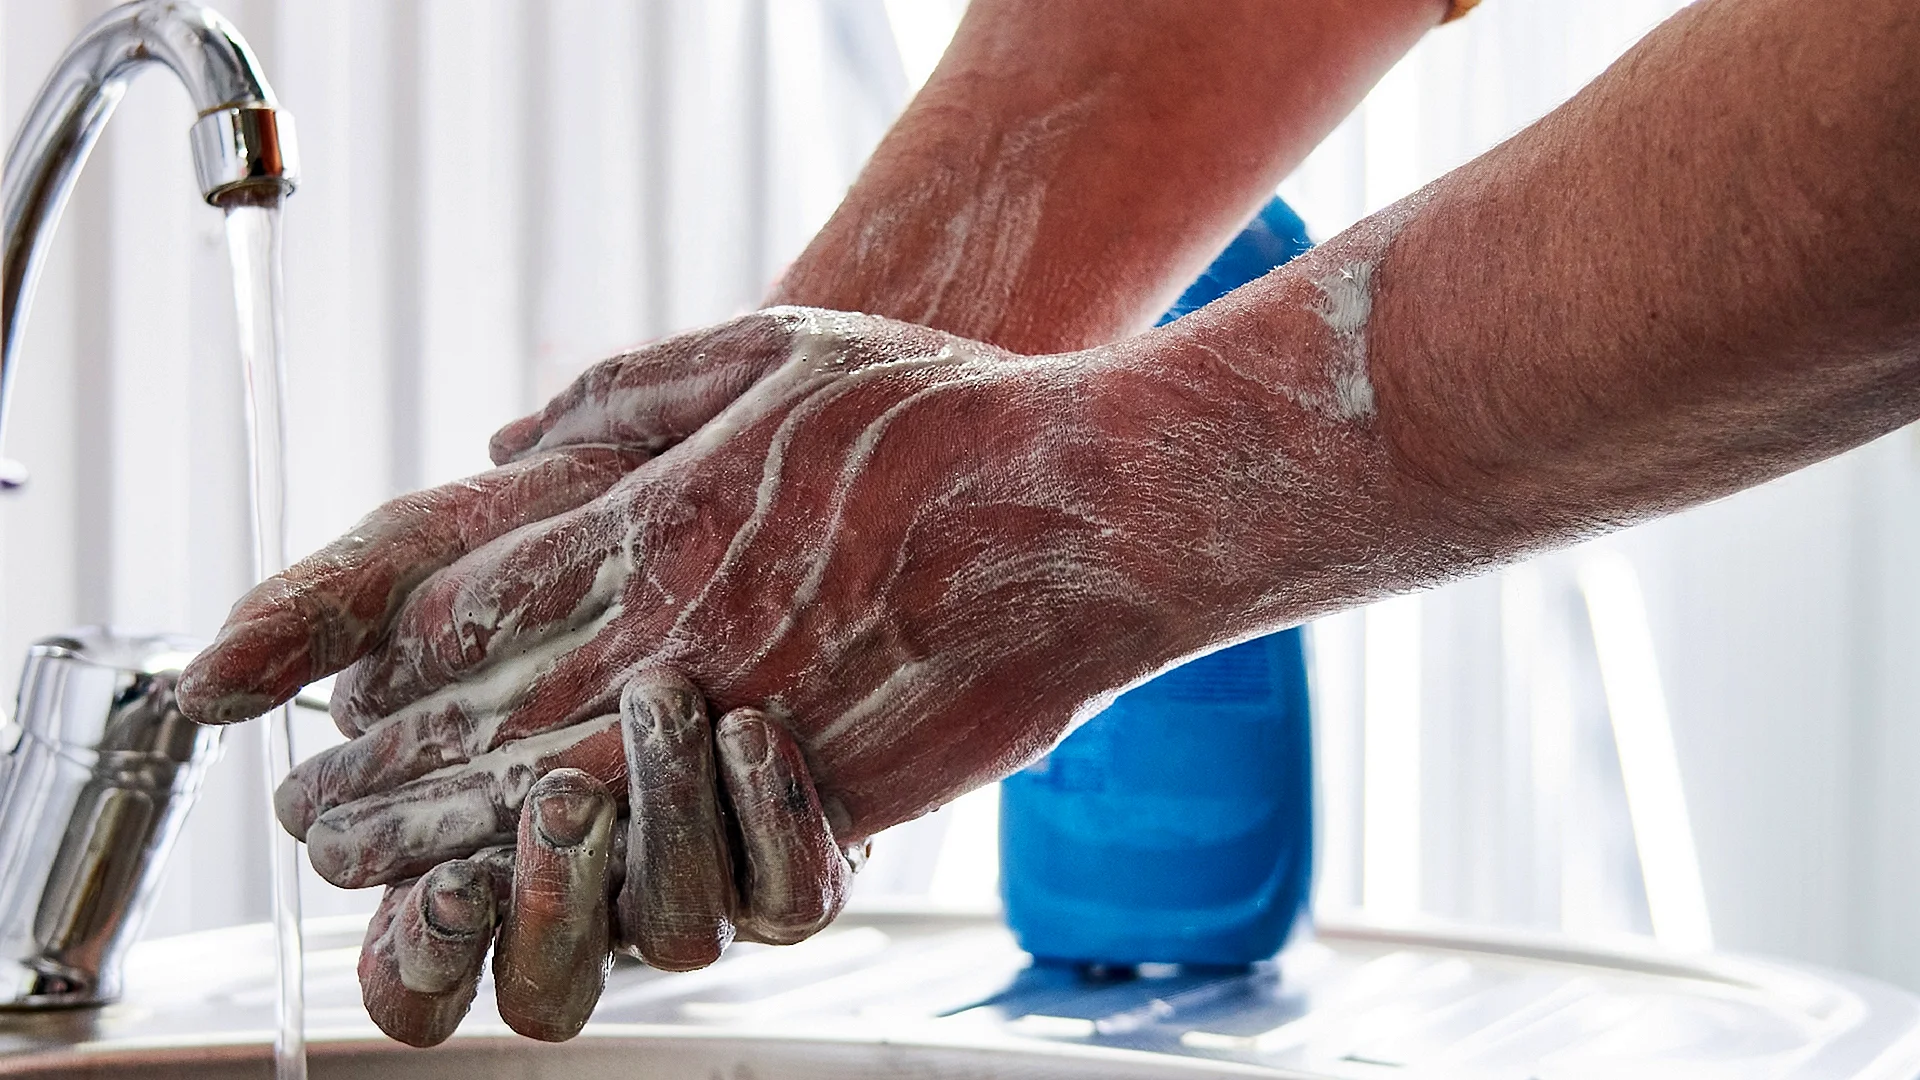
[285,628,652,841]
[299,717,624,887]
[358,860,499,1048]
[713,708,848,946]
[177,446,645,726]
[616,671,737,971]
[489,311,805,465]
[326,494,628,737]
[273,698,483,838]
[494,768,616,1042]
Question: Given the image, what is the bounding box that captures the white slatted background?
[1,0,1918,996]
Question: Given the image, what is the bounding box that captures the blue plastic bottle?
[998,197,1315,969]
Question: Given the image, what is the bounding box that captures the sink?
[3,908,1919,1078]
[1,1034,1279,1080]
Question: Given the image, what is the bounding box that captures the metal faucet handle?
[0,628,217,1008]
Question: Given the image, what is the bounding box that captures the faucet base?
[0,630,214,1013]
[0,957,110,1011]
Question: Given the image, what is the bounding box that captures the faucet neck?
[0,0,297,487]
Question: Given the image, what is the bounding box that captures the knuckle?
[625,681,707,750]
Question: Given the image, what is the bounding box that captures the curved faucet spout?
[0,0,298,489]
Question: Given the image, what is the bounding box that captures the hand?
[178,317,797,725]
[356,669,862,1046]
[357,770,612,1047]
[184,305,1190,968]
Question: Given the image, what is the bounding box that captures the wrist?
[1078,268,1442,657]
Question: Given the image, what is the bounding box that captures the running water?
[223,196,307,1080]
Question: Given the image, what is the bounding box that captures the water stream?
[223,198,307,1080]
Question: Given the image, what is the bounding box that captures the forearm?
[769,0,1443,353]
[1114,0,1920,651]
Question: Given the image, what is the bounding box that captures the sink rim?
[8,909,1920,1079]
[0,1023,1298,1078]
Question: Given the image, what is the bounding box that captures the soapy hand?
[178,316,802,727]
[352,670,862,1045]
[180,307,1188,983]
[278,308,1168,869]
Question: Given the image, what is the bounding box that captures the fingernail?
[273,774,316,840]
[532,778,604,848]
[724,715,772,766]
[421,863,493,936]
[304,818,355,885]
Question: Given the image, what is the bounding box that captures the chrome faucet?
[0,1,296,1008]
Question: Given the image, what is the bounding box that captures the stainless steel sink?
[3,908,1919,1078]
[0,1035,1281,1079]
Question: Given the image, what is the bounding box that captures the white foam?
[1311,261,1378,421]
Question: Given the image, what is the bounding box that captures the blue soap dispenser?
[999,197,1316,969]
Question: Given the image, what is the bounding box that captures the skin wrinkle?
[493,769,616,1042]
[326,322,948,750]
[333,563,629,764]
[716,709,845,944]
[761,380,1117,774]
[318,320,956,749]
[393,863,492,996]
[336,503,633,728]
[277,698,476,837]
[798,489,1139,775]
[360,878,476,1047]
[621,674,737,970]
[645,310,856,462]
[537,363,754,454]
[496,315,807,463]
